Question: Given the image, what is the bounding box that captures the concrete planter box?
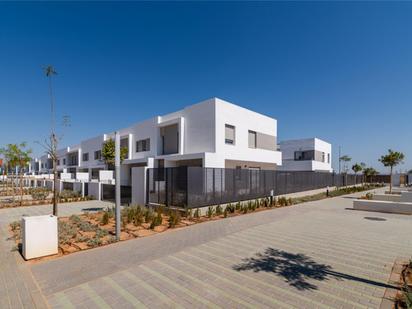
[22,215,58,260]
[353,199,412,215]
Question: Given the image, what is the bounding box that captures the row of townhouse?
[28,98,332,201]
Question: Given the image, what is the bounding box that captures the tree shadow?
[233,247,397,291]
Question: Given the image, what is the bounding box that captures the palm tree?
[379,149,405,194]
[44,65,59,216]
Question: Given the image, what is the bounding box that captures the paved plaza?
[1,189,411,308]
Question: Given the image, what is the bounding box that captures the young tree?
[45,65,59,216]
[10,143,32,206]
[101,138,128,170]
[363,167,378,183]
[379,149,405,193]
[352,163,363,184]
[0,144,17,200]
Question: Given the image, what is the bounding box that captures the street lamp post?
[115,131,121,241]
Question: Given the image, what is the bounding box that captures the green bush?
[223,208,228,218]
[78,220,95,232]
[215,205,223,216]
[58,190,80,200]
[30,187,50,200]
[168,210,181,228]
[226,203,235,213]
[58,221,77,245]
[144,208,155,223]
[194,208,200,218]
[87,237,102,248]
[69,214,81,224]
[235,202,241,211]
[101,211,109,225]
[207,206,214,218]
[150,212,163,229]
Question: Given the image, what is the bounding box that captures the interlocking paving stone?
[3,188,412,308]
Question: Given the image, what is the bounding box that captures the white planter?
[22,215,58,260]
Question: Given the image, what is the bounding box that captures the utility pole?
[338,146,341,174]
[115,131,121,241]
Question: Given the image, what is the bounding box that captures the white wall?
[80,135,106,169]
[214,98,281,168]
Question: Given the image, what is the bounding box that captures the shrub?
[207,206,214,218]
[226,203,235,213]
[10,221,20,232]
[235,202,241,211]
[223,208,228,218]
[30,187,49,201]
[58,190,80,200]
[144,208,155,223]
[101,211,109,225]
[185,208,192,219]
[215,205,223,216]
[242,204,248,214]
[168,210,181,228]
[87,237,102,248]
[95,228,108,238]
[58,221,77,245]
[78,220,95,232]
[69,214,82,224]
[150,212,163,229]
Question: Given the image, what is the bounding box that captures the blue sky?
[1,2,411,173]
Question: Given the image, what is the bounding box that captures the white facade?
[279,138,332,172]
[32,98,282,186]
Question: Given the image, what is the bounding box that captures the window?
[225,124,235,145]
[294,150,315,161]
[63,158,66,165]
[322,152,325,163]
[94,150,102,160]
[248,130,257,148]
[82,153,89,162]
[136,138,150,152]
[57,159,60,165]
[327,153,330,164]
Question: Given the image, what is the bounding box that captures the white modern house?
[278,138,332,172]
[31,98,282,203]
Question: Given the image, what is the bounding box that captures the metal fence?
[147,167,367,208]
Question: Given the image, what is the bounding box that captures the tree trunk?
[20,170,23,206]
[389,166,393,194]
[53,160,58,216]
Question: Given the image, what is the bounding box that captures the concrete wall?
[131,167,147,205]
[88,182,101,200]
[353,199,412,215]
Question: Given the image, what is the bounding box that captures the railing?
[147,167,368,208]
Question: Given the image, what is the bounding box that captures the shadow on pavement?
[233,247,397,291]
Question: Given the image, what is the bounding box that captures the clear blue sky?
[1,2,411,173]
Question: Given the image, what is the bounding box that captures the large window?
[294,150,315,161]
[248,130,257,148]
[94,150,102,160]
[327,153,330,164]
[225,124,235,145]
[136,138,150,152]
[82,153,89,162]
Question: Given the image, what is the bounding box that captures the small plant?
[223,208,228,218]
[101,211,109,225]
[226,203,235,213]
[58,221,77,245]
[30,187,50,201]
[10,221,20,232]
[168,210,181,228]
[87,237,102,248]
[69,214,81,224]
[150,212,163,229]
[207,206,214,218]
[235,202,241,211]
[194,208,200,218]
[95,228,108,238]
[185,208,192,219]
[144,208,155,223]
[242,204,248,214]
[78,220,95,232]
[215,204,223,216]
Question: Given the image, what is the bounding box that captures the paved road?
[27,188,412,309]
